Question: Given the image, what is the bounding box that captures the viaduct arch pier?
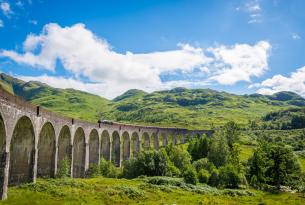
[0,87,212,200]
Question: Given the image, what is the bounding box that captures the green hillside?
[0,73,304,129]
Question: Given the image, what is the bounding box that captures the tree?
[165,144,192,172]
[247,141,301,189]
[187,134,209,161]
[183,165,198,185]
[223,121,240,149]
[208,134,229,168]
[218,164,242,188]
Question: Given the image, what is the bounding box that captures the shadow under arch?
[73,127,86,178]
[111,131,120,167]
[101,130,110,161]
[9,116,35,185]
[57,125,72,176]
[37,122,55,178]
[89,129,99,165]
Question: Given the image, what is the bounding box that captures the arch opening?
[101,130,110,161]
[73,127,86,178]
[122,132,130,161]
[37,122,55,178]
[57,125,72,176]
[89,129,99,165]
[111,131,120,167]
[151,133,159,150]
[142,132,150,150]
[160,133,168,147]
[9,116,35,185]
[131,132,140,158]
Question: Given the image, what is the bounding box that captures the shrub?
[122,150,169,178]
[165,145,192,172]
[183,166,198,185]
[208,168,219,187]
[56,157,71,178]
[192,158,215,173]
[197,169,210,184]
[86,164,100,178]
[100,158,118,178]
[218,164,242,188]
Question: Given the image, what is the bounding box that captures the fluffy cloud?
[0,23,271,98]
[0,2,11,17]
[253,66,305,97]
[207,41,271,85]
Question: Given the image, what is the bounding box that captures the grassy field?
[1,178,304,205]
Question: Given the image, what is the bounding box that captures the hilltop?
[0,73,304,129]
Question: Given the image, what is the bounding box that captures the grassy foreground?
[1,177,304,205]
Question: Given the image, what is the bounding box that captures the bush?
[122,150,169,178]
[218,164,242,188]
[192,158,215,173]
[183,166,198,185]
[208,168,219,187]
[56,157,71,178]
[165,145,192,172]
[197,169,210,184]
[100,158,118,178]
[86,164,100,178]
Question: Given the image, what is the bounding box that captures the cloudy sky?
[0,0,304,99]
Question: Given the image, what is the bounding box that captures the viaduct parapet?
[0,87,212,200]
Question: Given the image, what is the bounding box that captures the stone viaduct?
[0,87,212,200]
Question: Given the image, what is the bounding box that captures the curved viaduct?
[0,88,211,199]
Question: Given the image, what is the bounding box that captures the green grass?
[1,73,304,129]
[1,178,304,205]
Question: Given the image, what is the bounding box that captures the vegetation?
[1,73,305,129]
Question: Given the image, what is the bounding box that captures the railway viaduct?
[0,87,212,200]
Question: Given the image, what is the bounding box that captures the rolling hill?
[0,73,304,129]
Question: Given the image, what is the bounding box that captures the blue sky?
[0,0,304,99]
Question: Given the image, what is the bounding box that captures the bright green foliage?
[187,135,209,161]
[218,164,243,188]
[86,164,100,178]
[208,134,229,168]
[122,150,168,178]
[165,144,192,172]
[223,121,240,149]
[198,169,210,184]
[100,158,119,178]
[183,165,198,185]
[247,141,301,189]
[192,158,216,173]
[56,157,71,178]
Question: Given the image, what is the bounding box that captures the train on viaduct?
[0,87,212,200]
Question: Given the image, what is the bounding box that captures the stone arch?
[101,130,110,161]
[57,125,72,175]
[172,135,177,145]
[37,122,55,178]
[160,133,168,147]
[131,132,140,157]
[142,132,150,150]
[89,129,99,165]
[9,116,35,185]
[151,133,159,150]
[111,131,120,167]
[122,131,130,161]
[73,127,86,178]
[0,112,6,183]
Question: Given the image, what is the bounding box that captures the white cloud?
[0,2,12,17]
[237,0,262,24]
[0,23,271,98]
[292,33,301,40]
[207,41,271,85]
[253,66,305,97]
[0,19,3,27]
